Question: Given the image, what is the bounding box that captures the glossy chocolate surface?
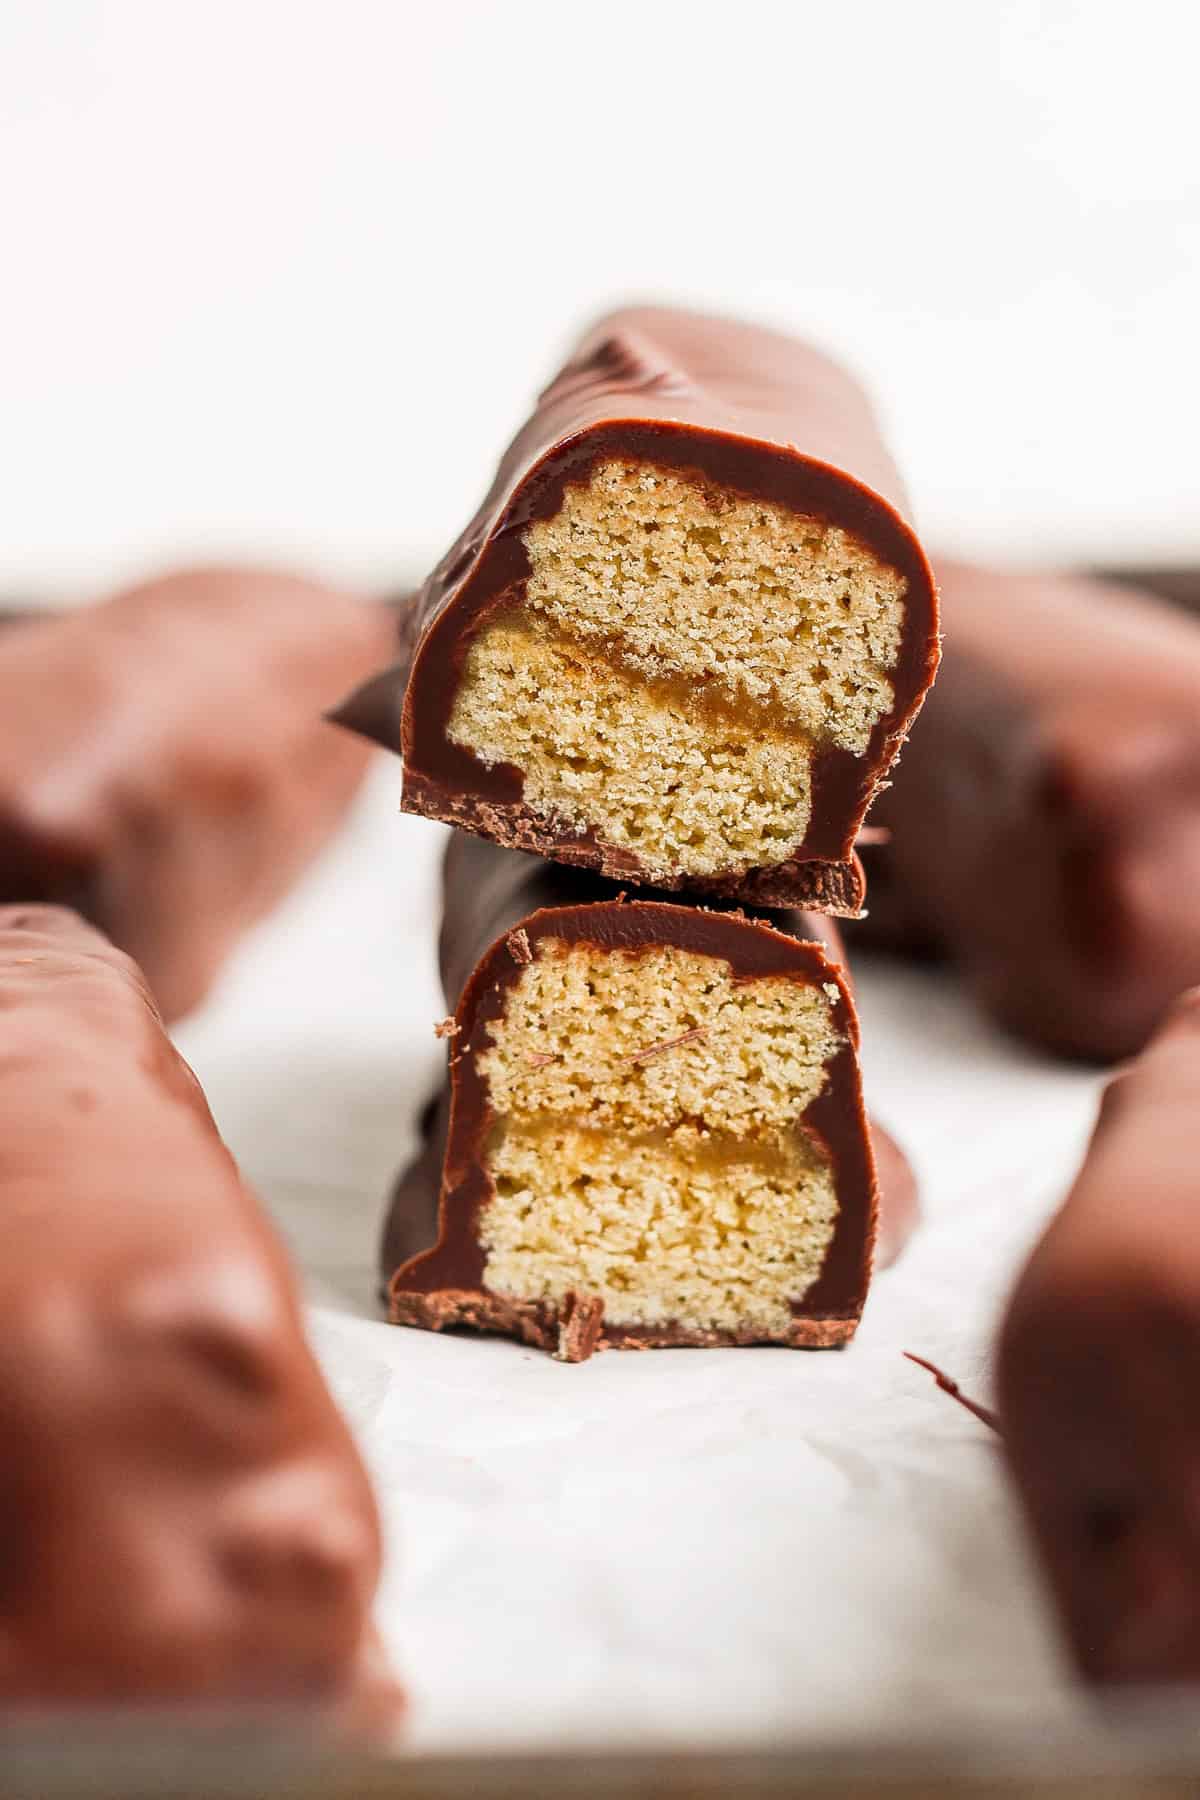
[850,560,1200,1061]
[1098,564,1200,613]
[336,307,938,909]
[0,906,399,1727]
[0,570,393,1022]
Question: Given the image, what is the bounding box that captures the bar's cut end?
[389,901,878,1359]
[445,457,908,890]
[336,308,940,908]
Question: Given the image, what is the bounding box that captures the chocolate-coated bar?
[336,307,939,912]
[1099,564,1200,613]
[383,836,917,1361]
[0,905,400,1727]
[0,569,393,1021]
[402,833,916,1266]
[999,989,1200,1686]
[849,560,1200,1060]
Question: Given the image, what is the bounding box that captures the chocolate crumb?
[904,1351,1001,1434]
[506,928,533,965]
[555,1291,605,1363]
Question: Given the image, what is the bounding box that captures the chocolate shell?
[390,897,877,1359]
[999,989,1200,1685]
[0,905,400,1728]
[384,834,918,1296]
[336,307,939,912]
[850,560,1200,1061]
[0,569,393,1021]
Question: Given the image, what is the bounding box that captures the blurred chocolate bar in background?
[0,568,394,1021]
[849,561,1200,1061]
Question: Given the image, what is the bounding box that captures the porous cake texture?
[447,460,906,881]
[475,936,844,1336]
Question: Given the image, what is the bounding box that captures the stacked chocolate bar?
[337,306,941,1360]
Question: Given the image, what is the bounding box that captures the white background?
[3,0,1199,600]
[3,0,1199,1755]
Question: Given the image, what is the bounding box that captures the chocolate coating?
[869,1115,920,1271]
[384,835,918,1352]
[0,906,400,1727]
[335,306,939,910]
[0,570,394,1022]
[998,989,1200,1686]
[850,560,1200,1061]
[1099,564,1200,614]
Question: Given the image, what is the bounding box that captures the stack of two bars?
[338,308,940,1361]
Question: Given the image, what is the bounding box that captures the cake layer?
[523,459,906,750]
[475,936,840,1136]
[482,1117,837,1337]
[449,616,815,881]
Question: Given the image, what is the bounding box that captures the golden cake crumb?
[475,938,843,1335]
[448,458,906,879]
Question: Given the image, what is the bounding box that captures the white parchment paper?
[174,759,1108,1753]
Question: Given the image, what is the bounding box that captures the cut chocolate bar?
[385,842,889,1360]
[0,905,400,1729]
[385,833,917,1283]
[336,307,939,911]
[0,568,393,1021]
[850,560,1200,1061]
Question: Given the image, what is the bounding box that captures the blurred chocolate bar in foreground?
[0,905,401,1731]
[1000,989,1200,1688]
